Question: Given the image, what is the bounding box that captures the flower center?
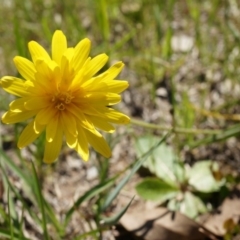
[52,92,74,111]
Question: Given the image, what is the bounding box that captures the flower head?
[1,30,129,163]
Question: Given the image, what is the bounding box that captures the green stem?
[7,188,14,240]
[130,118,222,135]
[31,162,49,240]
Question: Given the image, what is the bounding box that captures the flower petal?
[13,56,36,81]
[79,104,104,117]
[60,55,75,88]
[26,77,48,95]
[34,117,45,134]
[35,59,53,79]
[24,97,49,110]
[52,30,67,66]
[33,72,54,95]
[83,53,108,80]
[61,111,77,136]
[101,61,124,80]
[46,117,58,142]
[86,115,115,133]
[35,107,57,125]
[75,124,89,161]
[0,77,29,97]
[68,104,101,137]
[70,57,90,91]
[28,41,51,64]
[84,130,111,158]
[64,48,74,61]
[64,130,78,148]
[71,38,91,72]
[76,92,121,105]
[10,98,29,112]
[84,80,128,93]
[81,62,124,90]
[18,120,44,148]
[34,59,58,90]
[104,80,129,93]
[43,123,63,163]
[2,109,38,124]
[98,107,130,124]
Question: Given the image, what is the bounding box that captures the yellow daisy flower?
[1,30,130,163]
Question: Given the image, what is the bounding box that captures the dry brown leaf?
[120,207,217,240]
[203,187,240,236]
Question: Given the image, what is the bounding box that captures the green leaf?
[167,197,181,212]
[100,196,134,226]
[136,178,179,203]
[173,161,187,183]
[188,160,224,193]
[135,135,178,186]
[180,192,207,219]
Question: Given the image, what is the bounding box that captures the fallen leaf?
[203,186,240,236]
[120,207,217,240]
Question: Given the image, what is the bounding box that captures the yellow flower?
[1,30,129,163]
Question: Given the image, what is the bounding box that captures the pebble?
[86,166,98,180]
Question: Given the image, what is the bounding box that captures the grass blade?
[43,199,64,235]
[101,132,171,212]
[31,162,49,240]
[0,148,30,186]
[64,175,117,226]
[0,164,41,225]
[100,196,135,226]
[7,188,14,240]
[0,228,30,240]
[189,123,240,149]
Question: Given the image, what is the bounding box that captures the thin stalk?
[7,188,14,240]
[31,162,49,240]
[130,118,222,135]
[19,207,25,240]
[98,0,109,41]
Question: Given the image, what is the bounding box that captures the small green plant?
[135,135,225,218]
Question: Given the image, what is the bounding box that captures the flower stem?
[130,118,222,135]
